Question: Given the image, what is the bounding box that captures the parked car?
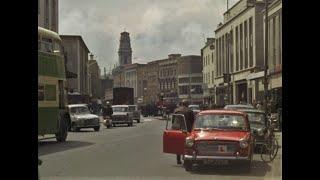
[128,105,141,123]
[188,104,200,115]
[163,110,254,172]
[67,104,100,132]
[111,105,134,127]
[224,104,255,110]
[237,109,267,149]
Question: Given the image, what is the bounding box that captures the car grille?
[112,116,127,122]
[196,141,239,156]
[84,118,98,126]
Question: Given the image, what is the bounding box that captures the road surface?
[38,116,282,180]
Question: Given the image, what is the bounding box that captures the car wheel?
[137,118,140,123]
[94,126,100,131]
[184,160,193,171]
[107,125,112,128]
[113,123,116,127]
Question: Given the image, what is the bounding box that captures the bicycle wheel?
[260,144,272,163]
[269,137,279,161]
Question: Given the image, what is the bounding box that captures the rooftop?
[60,35,90,53]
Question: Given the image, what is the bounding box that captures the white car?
[112,105,134,127]
[67,104,100,132]
[128,105,141,123]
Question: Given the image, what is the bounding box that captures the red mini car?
[163,110,254,172]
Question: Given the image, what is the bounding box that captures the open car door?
[163,114,189,154]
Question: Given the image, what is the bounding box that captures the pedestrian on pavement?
[252,99,257,108]
[173,100,195,165]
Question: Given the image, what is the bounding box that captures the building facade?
[88,54,102,99]
[112,66,125,88]
[158,54,180,105]
[101,75,113,102]
[214,0,265,106]
[38,0,59,33]
[136,64,148,104]
[265,0,282,112]
[145,60,160,104]
[201,38,216,106]
[118,31,132,66]
[177,55,203,104]
[61,35,90,97]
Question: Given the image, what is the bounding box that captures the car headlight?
[239,139,249,148]
[185,137,194,148]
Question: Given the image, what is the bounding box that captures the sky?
[59,0,239,74]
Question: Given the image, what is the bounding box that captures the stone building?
[61,35,90,99]
[123,63,146,103]
[38,0,59,33]
[144,60,160,104]
[177,55,203,104]
[118,31,132,66]
[88,54,102,99]
[158,54,180,105]
[112,66,125,88]
[265,0,282,112]
[136,64,148,104]
[214,0,266,106]
[201,38,216,106]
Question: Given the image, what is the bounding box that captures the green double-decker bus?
[38,27,69,142]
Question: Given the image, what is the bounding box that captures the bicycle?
[260,122,279,163]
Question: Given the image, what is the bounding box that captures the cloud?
[59,0,240,73]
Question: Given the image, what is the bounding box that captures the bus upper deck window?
[53,41,62,55]
[42,38,53,53]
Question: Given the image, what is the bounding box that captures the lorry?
[112,87,134,105]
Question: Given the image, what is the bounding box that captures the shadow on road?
[38,140,94,156]
[185,160,271,177]
[112,124,137,128]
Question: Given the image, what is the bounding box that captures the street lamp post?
[263,0,269,114]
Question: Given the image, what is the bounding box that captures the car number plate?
[218,145,227,153]
[204,159,229,165]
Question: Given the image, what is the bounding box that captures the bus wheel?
[56,113,68,142]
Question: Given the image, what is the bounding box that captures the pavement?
[38,116,282,180]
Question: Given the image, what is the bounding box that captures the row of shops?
[203,70,282,112]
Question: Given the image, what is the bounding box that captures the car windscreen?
[194,114,247,131]
[70,106,90,114]
[113,107,128,112]
[189,106,200,110]
[247,112,266,125]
